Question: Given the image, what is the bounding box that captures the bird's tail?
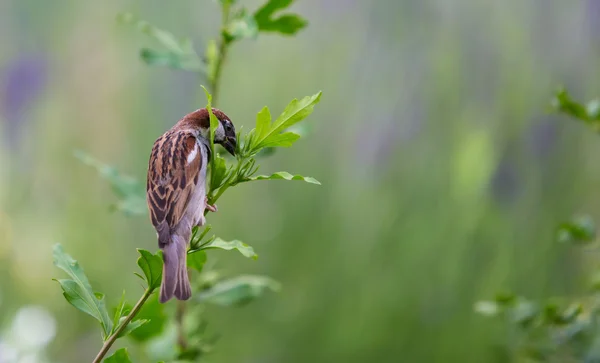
[159,234,191,303]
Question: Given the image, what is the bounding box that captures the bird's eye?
[225,124,232,132]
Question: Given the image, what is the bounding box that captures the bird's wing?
[147,130,203,232]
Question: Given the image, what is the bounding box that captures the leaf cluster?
[53,231,277,362]
[204,88,322,205]
[117,0,307,75]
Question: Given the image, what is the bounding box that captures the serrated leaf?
[74,150,147,216]
[246,171,320,185]
[254,0,308,35]
[53,244,113,339]
[187,250,207,273]
[557,215,596,245]
[253,92,321,152]
[199,238,257,259]
[197,275,280,306]
[104,348,133,363]
[116,318,150,338]
[137,249,163,290]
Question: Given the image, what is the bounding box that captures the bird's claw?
[205,196,218,213]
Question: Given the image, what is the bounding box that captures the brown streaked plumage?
[147,108,237,303]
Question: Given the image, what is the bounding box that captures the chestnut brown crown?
[180,108,237,156]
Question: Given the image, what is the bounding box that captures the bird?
[146,108,236,303]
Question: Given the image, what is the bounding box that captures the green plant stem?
[176,300,188,350]
[176,1,234,354]
[92,288,153,363]
[209,1,231,106]
[205,156,245,214]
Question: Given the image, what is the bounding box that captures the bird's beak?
[222,136,236,156]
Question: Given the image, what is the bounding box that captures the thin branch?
[176,300,188,350]
[209,1,232,106]
[92,288,153,363]
[177,1,234,353]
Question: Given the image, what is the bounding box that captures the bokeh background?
[2,0,600,362]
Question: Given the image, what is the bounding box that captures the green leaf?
[199,238,258,259]
[112,291,128,332]
[191,225,213,249]
[127,294,167,342]
[552,88,590,121]
[254,0,308,35]
[256,132,300,148]
[116,318,150,338]
[52,244,113,339]
[557,215,596,245]
[117,12,202,72]
[197,275,280,306]
[494,291,517,305]
[104,348,133,363]
[474,301,500,317]
[509,299,538,327]
[224,9,259,42]
[118,13,183,52]
[209,155,228,191]
[140,48,202,71]
[254,106,272,143]
[74,150,146,216]
[187,250,207,273]
[246,171,320,185]
[137,249,163,290]
[253,92,322,152]
[202,86,224,196]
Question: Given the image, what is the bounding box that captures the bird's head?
[182,108,237,156]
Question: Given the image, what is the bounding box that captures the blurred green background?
[2,0,600,362]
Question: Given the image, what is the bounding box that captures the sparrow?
[146,108,236,303]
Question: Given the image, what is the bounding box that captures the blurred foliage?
[197,275,281,307]
[74,150,147,216]
[475,91,600,362]
[3,1,600,363]
[52,244,114,340]
[105,348,133,363]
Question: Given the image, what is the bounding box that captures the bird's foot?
[205,196,218,213]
